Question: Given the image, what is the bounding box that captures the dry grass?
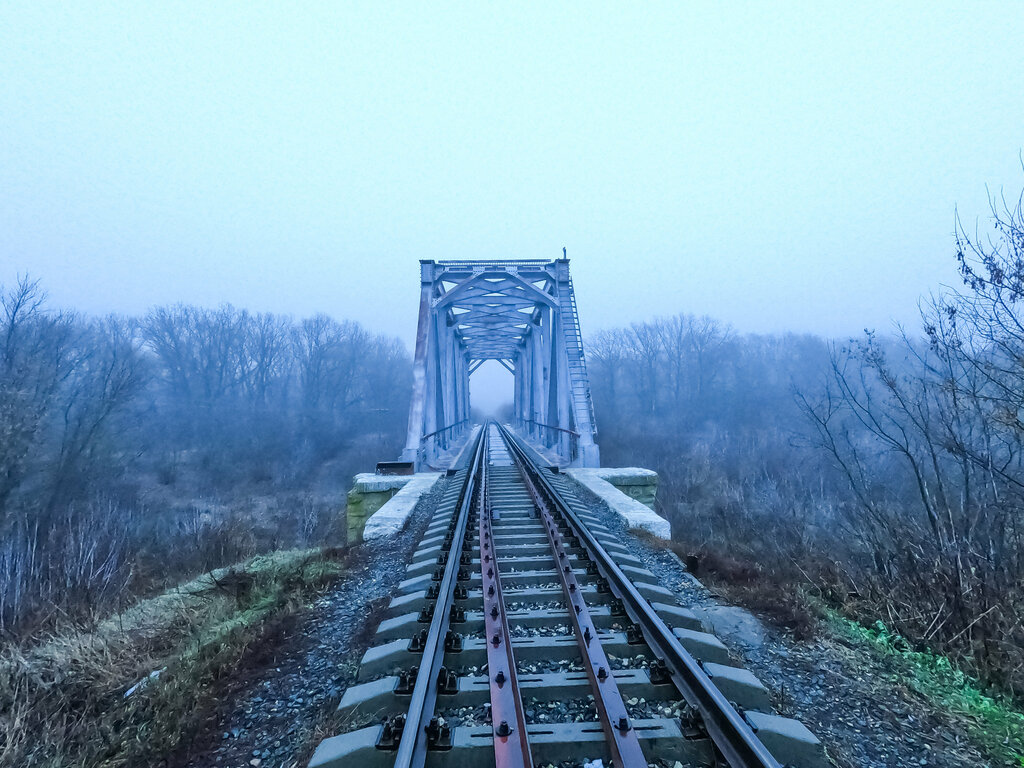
[631,527,821,639]
[0,548,345,768]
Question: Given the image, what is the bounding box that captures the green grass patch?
[828,611,1024,766]
[0,547,345,768]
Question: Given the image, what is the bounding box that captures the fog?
[3,4,1023,362]
[5,7,1024,763]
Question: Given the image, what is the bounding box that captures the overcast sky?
[3,2,1023,360]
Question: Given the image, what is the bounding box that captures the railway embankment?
[5,447,1020,768]
[0,548,346,768]
[573,480,1018,768]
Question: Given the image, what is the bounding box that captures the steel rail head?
[497,424,784,768]
[478,429,533,768]
[498,427,649,768]
[392,428,486,768]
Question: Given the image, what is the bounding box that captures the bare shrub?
[589,183,1024,695]
[0,500,136,633]
[0,280,408,635]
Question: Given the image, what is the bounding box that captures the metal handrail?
[517,418,578,437]
[421,419,469,441]
[516,418,580,463]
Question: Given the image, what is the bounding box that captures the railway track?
[310,423,825,768]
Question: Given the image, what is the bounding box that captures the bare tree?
[0,278,78,529]
[241,312,292,409]
[45,316,147,513]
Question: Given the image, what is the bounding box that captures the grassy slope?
[827,613,1024,768]
[0,548,345,768]
[633,528,1024,766]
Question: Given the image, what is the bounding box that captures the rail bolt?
[408,629,428,652]
[436,666,458,695]
[394,666,418,694]
[649,658,672,685]
[426,717,453,750]
[375,714,406,750]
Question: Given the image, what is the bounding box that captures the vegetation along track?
[309,422,826,768]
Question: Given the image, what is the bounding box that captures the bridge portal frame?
[401,258,599,470]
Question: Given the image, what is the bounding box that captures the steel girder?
[401,258,600,469]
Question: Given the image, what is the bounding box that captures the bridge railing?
[419,419,469,468]
[515,418,579,464]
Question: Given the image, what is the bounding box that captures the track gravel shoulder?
[174,477,449,768]
[175,470,994,768]
[569,480,994,768]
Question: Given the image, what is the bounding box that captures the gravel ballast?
[177,465,998,768]
[567,476,995,768]
[175,478,449,768]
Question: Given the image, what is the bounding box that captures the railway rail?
[310,423,825,768]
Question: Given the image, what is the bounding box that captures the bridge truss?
[401,257,600,469]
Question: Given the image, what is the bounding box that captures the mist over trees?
[588,317,841,620]
[4,189,1024,704]
[590,193,1024,697]
[0,285,410,633]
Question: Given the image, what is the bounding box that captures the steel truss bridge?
[401,258,600,469]
[303,258,827,768]
[310,424,825,768]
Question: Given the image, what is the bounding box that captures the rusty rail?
[478,431,532,768]
[498,422,784,768]
[512,434,649,768]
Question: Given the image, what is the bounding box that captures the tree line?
[0,285,410,633]
[589,193,1024,697]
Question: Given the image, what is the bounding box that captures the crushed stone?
[174,477,449,768]
[571,477,994,768]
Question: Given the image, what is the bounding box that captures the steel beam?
[402,258,599,469]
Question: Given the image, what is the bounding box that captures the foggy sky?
[3,3,1024,410]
